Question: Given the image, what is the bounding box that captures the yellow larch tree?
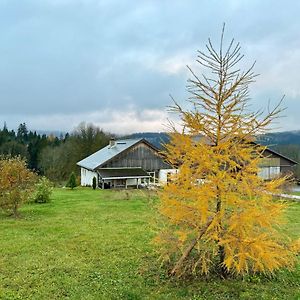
[156,27,299,277]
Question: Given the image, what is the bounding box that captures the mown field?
[0,188,299,300]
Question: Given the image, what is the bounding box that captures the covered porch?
[97,167,151,189]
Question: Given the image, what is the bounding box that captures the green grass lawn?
[0,188,299,300]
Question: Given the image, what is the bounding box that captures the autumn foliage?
[0,156,36,217]
[156,28,300,277]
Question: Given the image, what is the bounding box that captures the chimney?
[109,138,116,148]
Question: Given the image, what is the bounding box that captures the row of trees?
[39,123,111,182]
[0,122,53,170]
[0,122,112,182]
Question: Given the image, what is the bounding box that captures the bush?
[0,156,36,217]
[66,172,77,189]
[92,176,97,190]
[32,177,53,203]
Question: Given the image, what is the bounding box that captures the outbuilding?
[258,147,297,180]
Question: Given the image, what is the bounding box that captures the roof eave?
[252,141,298,165]
[101,175,151,180]
[76,163,96,171]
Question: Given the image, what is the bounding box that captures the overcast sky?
[0,0,299,134]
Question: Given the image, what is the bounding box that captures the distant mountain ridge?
[123,132,170,149]
[34,129,300,147]
[257,131,300,146]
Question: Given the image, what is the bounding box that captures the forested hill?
[257,131,300,146]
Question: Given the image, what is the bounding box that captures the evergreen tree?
[66,172,77,189]
[92,176,97,190]
[3,122,8,132]
[17,123,28,143]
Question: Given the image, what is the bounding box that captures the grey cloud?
[0,0,299,132]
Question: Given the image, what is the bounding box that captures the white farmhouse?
[77,138,175,188]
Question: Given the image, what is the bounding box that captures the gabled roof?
[262,146,298,165]
[194,136,298,165]
[77,138,150,170]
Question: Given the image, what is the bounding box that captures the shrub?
[66,172,77,189]
[0,156,36,217]
[92,176,97,190]
[32,177,53,203]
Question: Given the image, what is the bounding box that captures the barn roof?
[262,147,298,165]
[77,138,148,170]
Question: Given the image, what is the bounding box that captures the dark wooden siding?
[100,142,171,171]
[262,149,295,174]
[279,157,296,175]
[262,149,280,162]
[280,165,294,175]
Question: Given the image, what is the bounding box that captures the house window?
[258,167,280,180]
[258,157,280,180]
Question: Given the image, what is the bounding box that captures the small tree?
[0,156,36,217]
[66,172,77,190]
[156,27,299,277]
[32,177,53,203]
[92,176,97,190]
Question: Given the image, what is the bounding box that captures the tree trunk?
[170,217,213,276]
[216,188,228,278]
[13,202,19,218]
[218,245,229,278]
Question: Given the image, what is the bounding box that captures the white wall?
[158,169,178,185]
[81,168,98,186]
[127,178,138,186]
[159,167,279,185]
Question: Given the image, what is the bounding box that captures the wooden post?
[125,179,128,189]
